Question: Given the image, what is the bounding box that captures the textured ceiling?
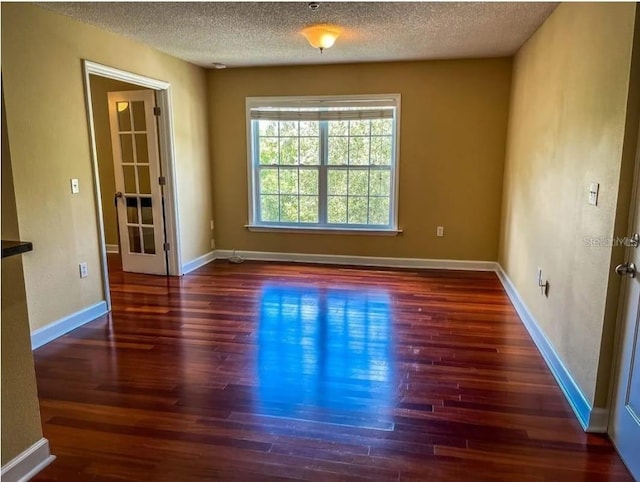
[39,2,557,69]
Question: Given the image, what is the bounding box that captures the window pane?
[261,195,279,222]
[280,121,298,137]
[349,137,369,165]
[280,195,299,222]
[369,197,390,225]
[279,169,298,194]
[137,165,151,194]
[141,197,153,225]
[371,137,392,165]
[371,119,392,136]
[299,169,318,195]
[259,120,278,137]
[328,137,348,165]
[300,121,319,136]
[369,170,391,196]
[348,169,369,196]
[142,227,155,254]
[280,137,298,165]
[328,120,348,136]
[328,169,347,195]
[120,134,134,163]
[123,165,137,193]
[260,168,278,194]
[328,196,347,224]
[125,196,138,224]
[300,137,319,165]
[259,137,279,165]
[132,101,146,131]
[349,120,370,136]
[117,102,131,131]
[135,134,149,164]
[348,197,368,224]
[300,196,318,223]
[128,226,141,253]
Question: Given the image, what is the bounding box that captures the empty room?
[2,1,640,481]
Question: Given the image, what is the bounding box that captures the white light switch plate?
[70,178,80,194]
[588,182,599,206]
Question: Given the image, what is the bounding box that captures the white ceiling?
[40,2,557,69]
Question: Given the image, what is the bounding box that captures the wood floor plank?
[31,256,633,481]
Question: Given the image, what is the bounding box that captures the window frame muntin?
[246,94,401,232]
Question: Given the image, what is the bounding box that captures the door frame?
[607,118,640,437]
[82,60,183,309]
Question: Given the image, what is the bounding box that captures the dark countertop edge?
[2,240,33,258]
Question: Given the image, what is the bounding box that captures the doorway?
[108,88,167,275]
[609,121,640,480]
[83,61,183,309]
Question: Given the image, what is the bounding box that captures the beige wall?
[208,59,512,260]
[1,3,213,332]
[1,87,44,465]
[499,2,639,406]
[89,76,146,247]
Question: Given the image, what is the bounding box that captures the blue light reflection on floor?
[256,284,395,430]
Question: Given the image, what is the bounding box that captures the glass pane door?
[115,100,157,256]
[108,89,166,275]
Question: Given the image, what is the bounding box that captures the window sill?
[245,225,403,236]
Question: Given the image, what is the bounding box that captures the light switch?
[70,178,80,194]
[588,182,599,206]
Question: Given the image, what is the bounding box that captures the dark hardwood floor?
[32,255,632,481]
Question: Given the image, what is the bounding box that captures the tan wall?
[499,2,638,406]
[1,4,213,332]
[1,87,44,465]
[208,59,512,260]
[89,76,146,247]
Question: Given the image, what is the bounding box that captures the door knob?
[114,191,123,206]
[615,262,636,278]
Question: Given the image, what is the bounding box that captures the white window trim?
[245,94,401,233]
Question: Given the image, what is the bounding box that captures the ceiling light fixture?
[301,24,343,54]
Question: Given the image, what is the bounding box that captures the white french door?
[107,90,167,275]
[609,128,640,480]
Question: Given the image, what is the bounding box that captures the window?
[246,95,400,232]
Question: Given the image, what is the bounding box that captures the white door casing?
[108,90,167,275]
[609,127,640,480]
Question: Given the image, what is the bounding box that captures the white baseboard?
[105,244,119,254]
[31,301,108,350]
[0,438,55,482]
[495,264,607,433]
[182,250,216,275]
[213,249,497,271]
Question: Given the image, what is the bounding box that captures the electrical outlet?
[70,178,80,194]
[211,239,216,250]
[436,226,444,237]
[79,262,88,278]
